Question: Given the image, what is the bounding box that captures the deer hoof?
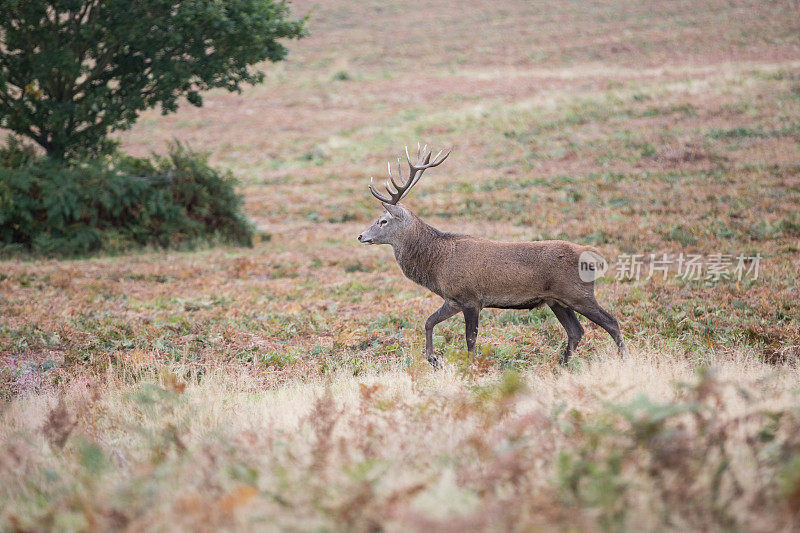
[426,355,442,369]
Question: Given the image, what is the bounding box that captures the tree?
[0,0,306,159]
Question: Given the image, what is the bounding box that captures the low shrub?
[0,138,253,256]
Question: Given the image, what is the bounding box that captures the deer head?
[358,143,450,245]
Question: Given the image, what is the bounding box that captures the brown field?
[2,0,800,530]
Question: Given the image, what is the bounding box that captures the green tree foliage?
[0,139,254,256]
[0,0,306,159]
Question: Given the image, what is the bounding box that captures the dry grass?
[2,0,800,529]
[2,349,799,531]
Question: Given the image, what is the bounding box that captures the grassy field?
[2,0,800,530]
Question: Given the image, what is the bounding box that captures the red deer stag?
[357,144,627,368]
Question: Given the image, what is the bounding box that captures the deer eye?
[379,219,387,226]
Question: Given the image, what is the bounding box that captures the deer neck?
[391,218,448,293]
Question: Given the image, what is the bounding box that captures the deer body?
[358,144,626,367]
[392,216,591,309]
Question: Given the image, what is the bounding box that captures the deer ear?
[382,203,407,219]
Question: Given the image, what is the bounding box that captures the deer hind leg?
[462,307,481,355]
[550,303,585,365]
[425,300,460,368]
[570,299,627,357]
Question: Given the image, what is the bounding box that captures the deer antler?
[369,142,451,205]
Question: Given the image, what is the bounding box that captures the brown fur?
[359,203,627,367]
[394,215,594,309]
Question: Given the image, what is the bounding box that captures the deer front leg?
[462,307,481,355]
[425,301,460,368]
